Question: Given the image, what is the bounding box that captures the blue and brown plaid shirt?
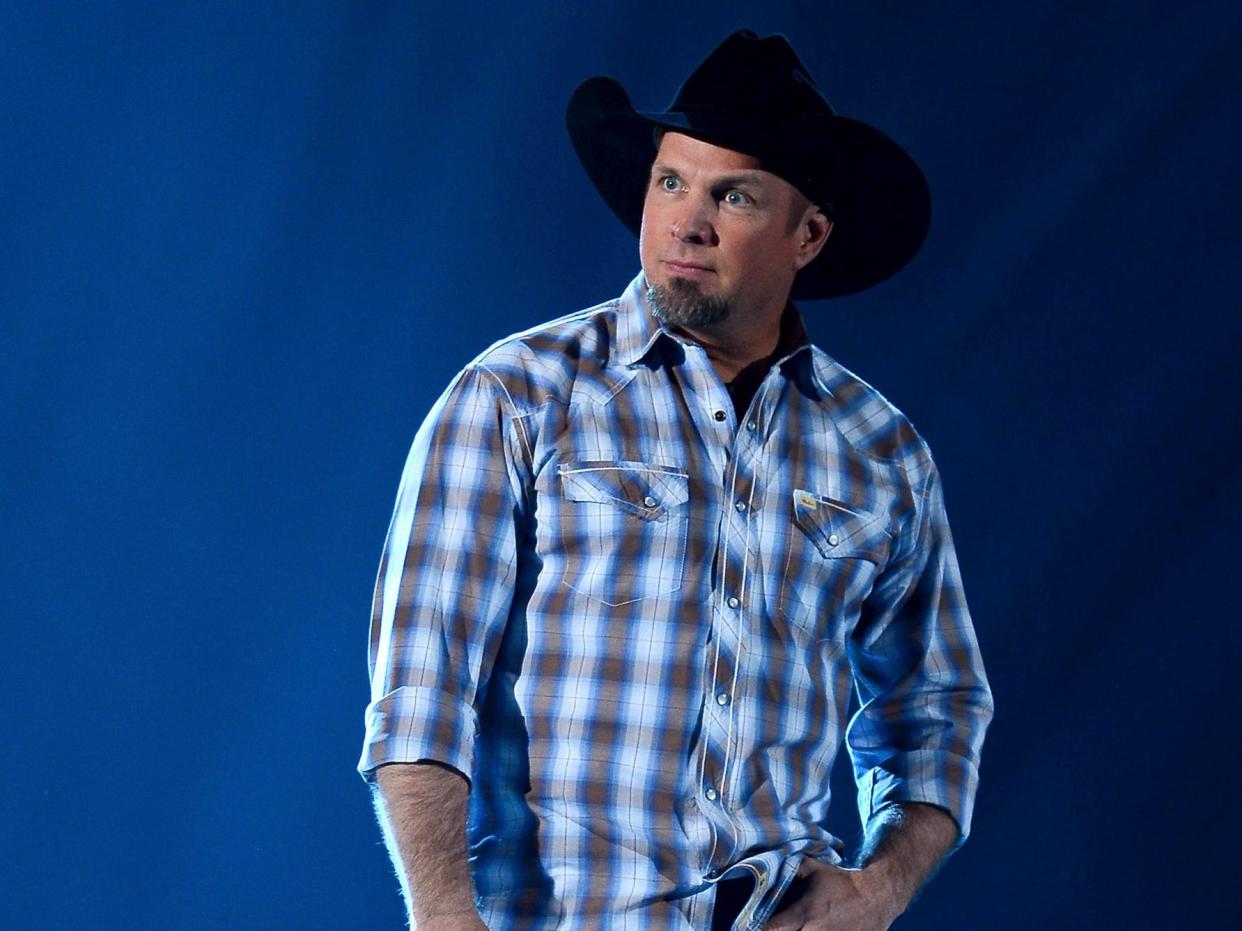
[360,273,992,930]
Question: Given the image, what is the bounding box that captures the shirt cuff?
[357,686,477,783]
[859,749,981,845]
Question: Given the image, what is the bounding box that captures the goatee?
[647,279,732,328]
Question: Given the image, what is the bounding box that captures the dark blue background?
[4,3,1239,928]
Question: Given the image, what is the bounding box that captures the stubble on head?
[647,277,733,329]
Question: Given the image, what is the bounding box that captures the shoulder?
[457,297,628,412]
[808,347,938,483]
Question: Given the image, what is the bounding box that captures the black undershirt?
[723,304,809,420]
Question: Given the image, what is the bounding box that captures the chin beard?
[647,279,732,328]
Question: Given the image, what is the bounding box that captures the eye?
[723,190,751,206]
[659,175,682,192]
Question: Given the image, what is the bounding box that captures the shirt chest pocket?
[778,489,893,635]
[556,461,690,607]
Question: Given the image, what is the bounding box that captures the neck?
[674,299,786,383]
[676,324,776,383]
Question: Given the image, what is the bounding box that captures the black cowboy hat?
[565,29,931,300]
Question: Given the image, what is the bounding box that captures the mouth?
[663,260,716,279]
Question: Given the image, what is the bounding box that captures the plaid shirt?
[360,274,992,930]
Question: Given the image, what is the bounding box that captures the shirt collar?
[770,302,813,367]
[614,273,667,368]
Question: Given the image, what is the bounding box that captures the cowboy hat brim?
[566,75,931,300]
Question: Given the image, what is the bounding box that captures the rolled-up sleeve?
[358,364,529,782]
[846,460,993,844]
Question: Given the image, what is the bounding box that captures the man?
[360,30,992,931]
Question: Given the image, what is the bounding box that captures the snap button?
[716,692,730,706]
[713,410,726,422]
[643,495,658,508]
[828,533,839,546]
[704,786,718,801]
[734,500,747,513]
[727,596,740,609]
[746,421,757,431]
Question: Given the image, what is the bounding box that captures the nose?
[671,200,717,246]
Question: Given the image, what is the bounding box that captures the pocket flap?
[559,461,690,521]
[792,489,891,562]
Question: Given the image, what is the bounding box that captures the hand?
[764,859,902,931]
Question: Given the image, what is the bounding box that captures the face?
[639,132,829,332]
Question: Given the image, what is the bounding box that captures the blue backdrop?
[4,2,1239,928]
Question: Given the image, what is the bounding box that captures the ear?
[793,208,833,271]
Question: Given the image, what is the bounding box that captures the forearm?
[371,762,481,928]
[854,802,959,918]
